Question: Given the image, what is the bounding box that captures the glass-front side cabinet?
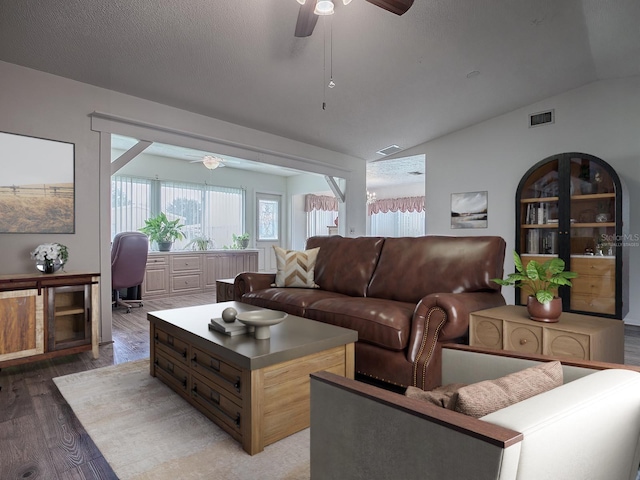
[516,153,628,319]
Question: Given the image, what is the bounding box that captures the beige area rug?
[53,360,310,480]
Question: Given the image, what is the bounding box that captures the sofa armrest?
[407,292,506,390]
[310,371,522,480]
[233,272,276,300]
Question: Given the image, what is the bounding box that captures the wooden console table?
[469,305,624,363]
[0,271,100,368]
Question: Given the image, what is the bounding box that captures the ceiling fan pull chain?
[329,18,335,89]
[322,17,327,110]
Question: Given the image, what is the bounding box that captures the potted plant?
[232,233,250,250]
[492,251,577,323]
[139,212,185,251]
[185,236,214,251]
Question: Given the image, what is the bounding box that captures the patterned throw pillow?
[272,246,320,288]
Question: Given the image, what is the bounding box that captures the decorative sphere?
[221,307,238,323]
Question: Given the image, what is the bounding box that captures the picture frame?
[451,191,488,229]
[0,131,75,233]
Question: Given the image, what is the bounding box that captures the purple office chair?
[111,232,149,313]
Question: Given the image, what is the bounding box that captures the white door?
[255,193,282,272]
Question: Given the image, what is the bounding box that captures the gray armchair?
[111,232,149,313]
[310,345,640,480]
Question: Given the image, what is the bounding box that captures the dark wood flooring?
[0,292,214,480]
[2,295,640,479]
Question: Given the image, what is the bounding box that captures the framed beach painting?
[0,131,75,233]
[451,191,488,229]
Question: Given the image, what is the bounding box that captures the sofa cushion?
[367,236,506,303]
[242,288,350,317]
[455,360,563,418]
[305,297,413,351]
[306,236,385,297]
[272,246,320,288]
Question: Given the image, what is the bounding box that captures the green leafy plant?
[492,251,577,304]
[139,212,185,244]
[185,236,214,251]
[224,233,250,250]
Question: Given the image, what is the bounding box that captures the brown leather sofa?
[234,235,506,390]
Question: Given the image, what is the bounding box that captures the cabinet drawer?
[544,330,589,360]
[191,370,242,436]
[570,294,615,315]
[153,327,189,364]
[570,257,615,276]
[147,254,168,266]
[191,346,242,399]
[171,274,202,292]
[571,275,615,296]
[172,255,201,272]
[504,323,542,354]
[470,316,503,349]
[154,352,189,393]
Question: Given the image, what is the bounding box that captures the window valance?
[305,194,339,212]
[368,196,425,216]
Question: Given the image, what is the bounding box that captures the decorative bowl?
[236,310,287,339]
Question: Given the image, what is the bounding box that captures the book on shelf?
[209,318,247,336]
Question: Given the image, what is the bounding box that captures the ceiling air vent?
[376,144,402,156]
[529,109,555,128]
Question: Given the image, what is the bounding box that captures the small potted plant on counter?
[492,251,577,323]
[185,236,214,251]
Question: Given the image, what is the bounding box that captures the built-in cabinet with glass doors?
[516,153,628,319]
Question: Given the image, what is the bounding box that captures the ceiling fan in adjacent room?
[294,0,414,37]
[188,155,226,170]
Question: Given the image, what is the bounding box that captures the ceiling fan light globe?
[314,0,335,15]
[202,156,222,170]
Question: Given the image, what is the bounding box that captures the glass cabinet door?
[518,159,560,282]
[568,157,616,256]
[567,156,617,315]
[47,284,91,351]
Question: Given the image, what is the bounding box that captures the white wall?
[398,76,640,324]
[0,60,367,342]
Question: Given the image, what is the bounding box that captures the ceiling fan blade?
[365,0,414,15]
[294,1,319,37]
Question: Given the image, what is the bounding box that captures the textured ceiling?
[0,0,639,162]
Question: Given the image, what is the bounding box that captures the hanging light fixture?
[202,155,223,170]
[314,0,335,15]
[366,191,377,205]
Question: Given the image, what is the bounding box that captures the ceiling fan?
[188,155,226,170]
[294,0,414,37]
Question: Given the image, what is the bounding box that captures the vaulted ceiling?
[0,0,638,161]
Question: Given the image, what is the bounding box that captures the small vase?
[527,296,562,323]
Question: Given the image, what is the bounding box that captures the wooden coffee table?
[148,301,357,455]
